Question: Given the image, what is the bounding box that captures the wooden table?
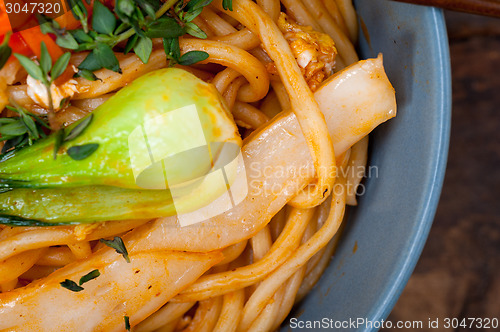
[385,11,500,330]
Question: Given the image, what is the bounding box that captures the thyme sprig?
[13,42,71,127]
[37,0,229,81]
[0,102,50,155]
[100,236,130,263]
[0,32,12,70]
[60,269,101,292]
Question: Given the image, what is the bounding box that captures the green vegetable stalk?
[0,68,241,225]
[0,68,239,189]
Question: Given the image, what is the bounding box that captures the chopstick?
[391,0,500,18]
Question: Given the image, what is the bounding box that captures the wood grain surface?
[384,11,500,331]
[392,0,500,18]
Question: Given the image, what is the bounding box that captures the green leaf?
[186,0,213,12]
[124,34,139,55]
[92,0,117,35]
[124,316,130,331]
[0,121,27,137]
[56,33,79,50]
[1,134,28,154]
[1,105,49,147]
[143,0,161,11]
[4,105,18,113]
[51,52,71,81]
[222,0,233,11]
[19,110,39,139]
[14,54,45,82]
[72,29,93,43]
[76,69,99,81]
[100,237,130,263]
[134,36,153,64]
[68,0,88,21]
[94,33,116,45]
[65,114,93,142]
[179,51,209,66]
[39,42,52,76]
[94,43,121,73]
[116,0,135,17]
[145,18,185,39]
[79,269,100,285]
[39,22,55,35]
[52,20,61,30]
[30,113,51,129]
[137,0,156,19]
[134,7,146,28]
[69,3,84,21]
[59,97,69,109]
[114,22,129,35]
[183,0,213,23]
[0,44,12,71]
[0,118,16,124]
[75,43,94,52]
[163,37,180,63]
[60,279,84,292]
[78,52,101,72]
[53,129,65,160]
[184,22,207,39]
[67,143,99,160]
[183,7,203,23]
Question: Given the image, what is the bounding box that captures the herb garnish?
[0,103,49,155]
[60,279,84,292]
[53,102,95,159]
[0,32,12,71]
[68,0,90,33]
[162,37,209,66]
[2,0,232,153]
[34,0,217,80]
[14,42,71,127]
[39,16,78,50]
[92,0,118,35]
[64,114,94,142]
[54,125,96,160]
[124,315,131,331]
[67,143,99,160]
[53,128,65,160]
[179,50,209,66]
[79,269,101,285]
[100,236,130,263]
[60,269,101,292]
[222,0,233,11]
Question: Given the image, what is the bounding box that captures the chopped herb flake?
[222,0,233,11]
[0,32,12,70]
[67,143,99,160]
[65,114,94,142]
[60,279,84,292]
[79,269,101,285]
[100,237,130,263]
[124,315,131,331]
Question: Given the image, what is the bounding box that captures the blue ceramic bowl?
[283,1,451,330]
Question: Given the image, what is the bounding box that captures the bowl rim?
[363,7,452,328]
